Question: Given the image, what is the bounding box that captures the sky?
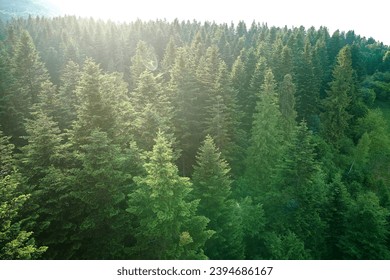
[46,0,390,45]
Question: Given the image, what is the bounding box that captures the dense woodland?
[1,16,390,260]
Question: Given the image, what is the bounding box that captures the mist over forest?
[1,5,390,260]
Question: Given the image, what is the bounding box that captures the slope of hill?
[0,0,59,20]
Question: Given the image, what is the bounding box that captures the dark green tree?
[4,30,50,144]
[71,129,130,259]
[245,69,284,198]
[0,130,47,259]
[321,46,355,147]
[127,132,213,259]
[192,135,244,259]
[340,192,389,259]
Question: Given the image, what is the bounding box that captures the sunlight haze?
[46,0,390,45]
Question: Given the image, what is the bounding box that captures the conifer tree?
[129,41,156,90]
[275,121,328,258]
[245,69,284,198]
[340,192,389,259]
[192,135,244,259]
[326,174,351,259]
[295,41,320,130]
[170,47,203,175]
[5,30,50,143]
[127,132,213,259]
[321,46,355,147]
[130,70,174,151]
[17,111,75,258]
[0,131,47,259]
[57,60,81,130]
[72,58,128,146]
[71,129,130,259]
[279,74,297,140]
[204,61,245,174]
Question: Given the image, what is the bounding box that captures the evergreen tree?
[245,69,284,198]
[204,61,245,174]
[192,135,244,259]
[170,47,203,176]
[0,131,47,259]
[127,132,213,259]
[18,111,75,259]
[275,121,328,258]
[57,60,81,130]
[321,46,355,147]
[279,74,297,140]
[71,129,130,259]
[4,30,50,144]
[72,58,129,147]
[326,174,351,259]
[130,70,174,151]
[295,41,320,130]
[340,192,389,259]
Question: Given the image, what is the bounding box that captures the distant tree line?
[1,16,390,259]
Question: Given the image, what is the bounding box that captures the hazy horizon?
[44,0,390,45]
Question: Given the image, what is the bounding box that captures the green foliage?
[0,16,389,260]
[71,129,131,259]
[1,30,50,144]
[127,132,213,259]
[264,231,309,260]
[340,192,389,259]
[245,69,284,197]
[0,130,47,259]
[192,135,244,259]
[321,46,355,147]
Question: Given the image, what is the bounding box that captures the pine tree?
[295,41,320,130]
[17,111,77,259]
[4,30,50,144]
[0,130,47,259]
[71,129,130,259]
[326,174,351,259]
[275,121,328,258]
[245,69,284,198]
[72,58,129,147]
[57,60,81,130]
[161,36,177,80]
[192,135,244,259]
[204,61,246,174]
[129,41,156,90]
[321,46,355,147]
[127,132,213,259]
[340,192,389,259]
[279,74,297,140]
[170,47,203,176]
[130,70,174,151]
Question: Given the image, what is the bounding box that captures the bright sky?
[47,0,390,45]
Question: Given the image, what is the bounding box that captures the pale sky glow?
[47,0,390,45]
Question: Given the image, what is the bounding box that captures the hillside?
[0,0,58,20]
[0,16,390,260]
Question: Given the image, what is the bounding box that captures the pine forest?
[1,16,390,260]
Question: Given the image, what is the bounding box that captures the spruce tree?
[130,70,174,151]
[71,129,130,259]
[275,121,328,258]
[279,74,297,140]
[192,135,244,259]
[245,69,284,199]
[5,30,50,144]
[170,47,203,176]
[127,132,213,259]
[340,192,389,259]
[321,46,355,147]
[0,130,47,259]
